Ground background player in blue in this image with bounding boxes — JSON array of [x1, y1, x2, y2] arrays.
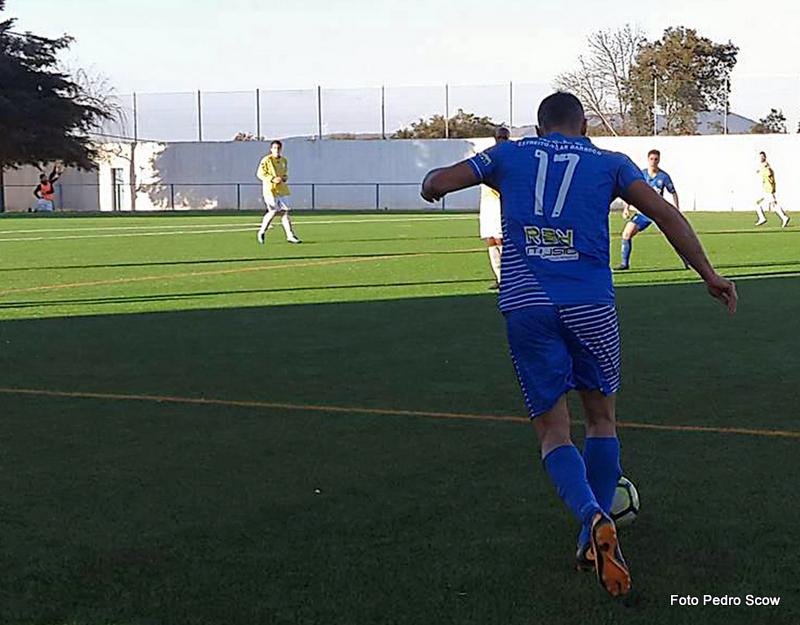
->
[[617, 149, 680, 270], [420, 92, 737, 598]]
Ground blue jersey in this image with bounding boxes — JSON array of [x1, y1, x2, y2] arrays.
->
[[643, 169, 675, 196], [467, 133, 643, 309]]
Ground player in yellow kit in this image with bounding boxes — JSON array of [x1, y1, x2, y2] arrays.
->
[[256, 140, 302, 244], [754, 151, 789, 228]]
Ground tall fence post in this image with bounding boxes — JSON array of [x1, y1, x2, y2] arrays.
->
[[197, 90, 203, 142], [375, 184, 380, 210], [317, 86, 323, 140], [311, 183, 316, 209], [236, 183, 241, 210], [170, 183, 175, 210], [256, 88, 261, 139], [723, 77, 729, 135], [132, 91, 138, 141], [0, 167, 5, 213], [509, 81, 514, 129], [381, 85, 386, 140], [444, 83, 450, 139], [653, 77, 658, 136]]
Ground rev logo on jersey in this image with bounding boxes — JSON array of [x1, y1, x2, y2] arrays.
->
[[524, 226, 579, 262]]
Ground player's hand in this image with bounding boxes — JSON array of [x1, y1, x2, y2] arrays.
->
[[420, 189, 441, 204], [271, 176, 282, 184], [705, 274, 737, 315]]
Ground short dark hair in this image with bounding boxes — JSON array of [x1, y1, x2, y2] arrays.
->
[[271, 140, 283, 148], [759, 151, 766, 157], [537, 92, 585, 131], [648, 149, 660, 157], [495, 126, 510, 138]]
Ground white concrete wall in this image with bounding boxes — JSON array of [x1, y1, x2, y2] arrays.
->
[[2, 166, 99, 211], [105, 138, 481, 211], [106, 134, 796, 213], [7, 134, 796, 213], [594, 134, 798, 212]]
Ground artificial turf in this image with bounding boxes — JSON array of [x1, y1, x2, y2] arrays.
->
[[0, 211, 797, 624]]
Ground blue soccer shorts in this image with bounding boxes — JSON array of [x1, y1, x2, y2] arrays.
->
[[630, 213, 653, 231], [505, 304, 621, 418]]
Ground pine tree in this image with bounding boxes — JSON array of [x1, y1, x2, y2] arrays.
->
[[0, 0, 112, 210]]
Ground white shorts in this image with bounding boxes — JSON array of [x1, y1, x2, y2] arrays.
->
[[479, 185, 502, 239], [757, 192, 776, 206], [263, 188, 290, 212]]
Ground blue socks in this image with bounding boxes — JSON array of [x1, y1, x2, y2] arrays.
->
[[543, 445, 602, 531], [579, 436, 622, 545], [621, 239, 632, 267]]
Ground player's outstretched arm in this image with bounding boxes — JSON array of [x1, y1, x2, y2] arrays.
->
[[670, 190, 680, 211], [421, 162, 480, 203], [621, 179, 737, 314]]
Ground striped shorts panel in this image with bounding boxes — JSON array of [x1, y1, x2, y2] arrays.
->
[[505, 304, 620, 418]]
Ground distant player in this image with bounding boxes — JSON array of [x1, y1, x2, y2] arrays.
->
[[256, 140, 302, 244], [421, 92, 737, 597], [31, 166, 63, 212], [754, 151, 789, 227], [616, 149, 679, 270], [479, 126, 510, 288]]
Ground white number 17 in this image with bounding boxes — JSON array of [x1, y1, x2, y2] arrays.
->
[[533, 150, 580, 218]]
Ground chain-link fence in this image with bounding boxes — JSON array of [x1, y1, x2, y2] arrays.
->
[[99, 77, 800, 143]]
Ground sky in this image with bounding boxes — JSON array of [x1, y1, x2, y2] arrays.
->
[[6, 0, 800, 134], [8, 0, 800, 90]]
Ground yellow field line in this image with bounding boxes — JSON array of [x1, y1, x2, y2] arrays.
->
[[0, 248, 482, 297], [2, 387, 798, 440]]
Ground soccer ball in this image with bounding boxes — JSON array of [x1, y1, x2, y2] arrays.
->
[[610, 476, 640, 527]]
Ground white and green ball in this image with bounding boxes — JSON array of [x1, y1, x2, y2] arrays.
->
[[610, 476, 640, 527]]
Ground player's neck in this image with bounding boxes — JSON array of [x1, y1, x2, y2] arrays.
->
[[648, 167, 660, 176], [541, 127, 584, 139]]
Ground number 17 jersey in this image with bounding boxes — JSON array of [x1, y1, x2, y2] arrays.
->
[[467, 133, 643, 310]]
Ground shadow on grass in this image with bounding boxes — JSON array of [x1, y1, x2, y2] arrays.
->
[[0, 280, 798, 624], [0, 278, 494, 309]]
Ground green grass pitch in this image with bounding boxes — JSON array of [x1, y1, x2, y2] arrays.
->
[[0, 211, 798, 624]]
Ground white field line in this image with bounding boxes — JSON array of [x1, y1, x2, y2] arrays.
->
[[0, 227, 254, 243], [0, 214, 475, 237]]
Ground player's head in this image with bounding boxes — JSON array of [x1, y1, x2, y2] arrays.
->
[[494, 126, 510, 144], [270, 140, 283, 156], [647, 149, 661, 169], [759, 151, 767, 163], [536, 92, 587, 137], [39, 173, 48, 183]]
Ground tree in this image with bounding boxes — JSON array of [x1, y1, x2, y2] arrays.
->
[[0, 0, 113, 210], [628, 27, 738, 135], [233, 132, 265, 141], [393, 109, 501, 139], [555, 24, 646, 135], [750, 108, 787, 134]]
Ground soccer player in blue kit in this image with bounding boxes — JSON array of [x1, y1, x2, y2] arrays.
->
[[420, 92, 737, 597], [617, 149, 680, 270]]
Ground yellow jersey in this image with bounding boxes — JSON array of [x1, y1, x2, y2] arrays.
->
[[760, 162, 776, 194], [257, 155, 291, 197]]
